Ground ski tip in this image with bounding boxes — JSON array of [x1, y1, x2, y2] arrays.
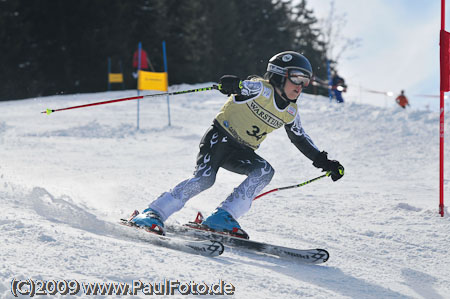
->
[[213, 240, 225, 256], [186, 240, 225, 257], [313, 249, 329, 264]]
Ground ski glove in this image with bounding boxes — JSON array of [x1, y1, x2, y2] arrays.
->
[[312, 151, 344, 181], [218, 75, 243, 95]]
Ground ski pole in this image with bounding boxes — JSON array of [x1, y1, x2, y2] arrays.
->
[[41, 85, 219, 115], [253, 171, 331, 200]]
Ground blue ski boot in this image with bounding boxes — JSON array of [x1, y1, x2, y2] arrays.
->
[[129, 208, 165, 235], [201, 208, 249, 239]]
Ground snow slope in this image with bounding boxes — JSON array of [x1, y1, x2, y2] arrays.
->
[[1, 85, 449, 298]]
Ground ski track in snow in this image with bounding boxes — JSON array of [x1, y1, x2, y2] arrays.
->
[[1, 85, 449, 298]]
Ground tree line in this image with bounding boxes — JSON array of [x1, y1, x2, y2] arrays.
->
[[0, 0, 333, 101]]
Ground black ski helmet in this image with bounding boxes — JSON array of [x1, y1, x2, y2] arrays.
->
[[265, 51, 313, 90]]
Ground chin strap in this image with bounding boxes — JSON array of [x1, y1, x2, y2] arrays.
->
[[274, 87, 297, 109], [279, 77, 290, 102], [269, 75, 298, 106], [281, 91, 297, 103]]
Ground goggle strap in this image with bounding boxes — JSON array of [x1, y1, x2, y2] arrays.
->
[[267, 63, 286, 76]]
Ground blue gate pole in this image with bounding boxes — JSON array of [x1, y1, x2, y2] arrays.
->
[[163, 41, 171, 126], [327, 59, 332, 102], [119, 60, 125, 90], [137, 42, 142, 130], [107, 57, 111, 91]]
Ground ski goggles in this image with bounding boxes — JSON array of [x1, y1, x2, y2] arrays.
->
[[287, 69, 310, 87]]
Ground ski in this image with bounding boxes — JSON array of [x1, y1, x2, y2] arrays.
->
[[165, 216, 328, 264], [118, 218, 224, 257]]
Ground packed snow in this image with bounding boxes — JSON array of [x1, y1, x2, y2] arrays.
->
[[1, 84, 449, 298]]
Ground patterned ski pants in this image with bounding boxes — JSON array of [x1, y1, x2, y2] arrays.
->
[[149, 125, 274, 221]]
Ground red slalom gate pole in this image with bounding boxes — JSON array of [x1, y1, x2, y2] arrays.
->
[[440, 90, 445, 217], [253, 172, 331, 201], [440, 0, 446, 217], [41, 85, 218, 115]]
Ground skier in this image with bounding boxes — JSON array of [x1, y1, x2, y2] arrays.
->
[[395, 90, 410, 109], [331, 72, 347, 103], [132, 47, 155, 79], [130, 51, 344, 237]]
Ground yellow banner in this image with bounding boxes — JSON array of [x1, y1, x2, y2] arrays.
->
[[138, 70, 168, 91], [108, 73, 124, 83]]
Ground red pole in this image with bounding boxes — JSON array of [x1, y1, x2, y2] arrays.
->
[[440, 92, 445, 217], [440, 0, 445, 217], [253, 173, 330, 201], [254, 188, 279, 200], [41, 95, 144, 114], [41, 86, 218, 115]]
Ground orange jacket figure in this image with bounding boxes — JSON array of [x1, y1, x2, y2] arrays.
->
[[133, 49, 150, 69], [395, 90, 409, 108]]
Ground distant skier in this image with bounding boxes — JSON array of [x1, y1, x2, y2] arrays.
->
[[332, 72, 347, 103], [132, 47, 155, 79], [395, 90, 410, 109], [130, 51, 344, 237]]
